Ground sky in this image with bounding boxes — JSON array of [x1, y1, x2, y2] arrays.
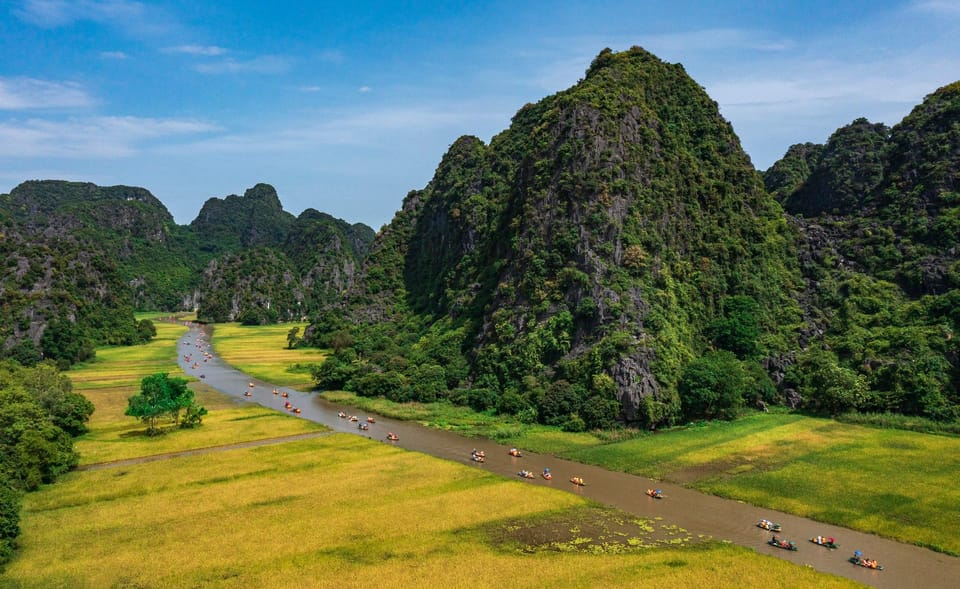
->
[[2, 1, 959, 230]]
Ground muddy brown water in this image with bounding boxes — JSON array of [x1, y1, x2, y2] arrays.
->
[[178, 323, 959, 588]]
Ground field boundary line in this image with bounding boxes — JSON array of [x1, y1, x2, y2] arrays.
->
[[77, 431, 333, 471]]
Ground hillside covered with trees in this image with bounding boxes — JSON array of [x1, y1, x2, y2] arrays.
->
[[0, 181, 373, 367], [2, 46, 958, 428], [308, 47, 960, 428]]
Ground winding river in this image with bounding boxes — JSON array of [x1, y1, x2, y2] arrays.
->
[[178, 323, 959, 588]]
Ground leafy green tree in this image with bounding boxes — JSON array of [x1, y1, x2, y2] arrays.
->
[[786, 349, 868, 416], [678, 351, 748, 420], [0, 388, 78, 490], [136, 319, 157, 343], [125, 373, 203, 435], [707, 295, 762, 359], [40, 318, 94, 368], [5, 340, 41, 367], [0, 477, 20, 567], [21, 363, 94, 436], [286, 326, 301, 349], [538, 380, 585, 425]]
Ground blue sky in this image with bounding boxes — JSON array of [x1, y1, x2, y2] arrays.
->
[[2, 1, 959, 229]]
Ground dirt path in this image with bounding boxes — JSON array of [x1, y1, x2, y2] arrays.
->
[[77, 432, 332, 471]]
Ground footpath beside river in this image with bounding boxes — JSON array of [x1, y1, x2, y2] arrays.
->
[[180, 323, 960, 589]]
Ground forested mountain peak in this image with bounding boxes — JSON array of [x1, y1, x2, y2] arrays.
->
[[189, 183, 296, 252], [321, 46, 799, 426], [1, 180, 373, 363]]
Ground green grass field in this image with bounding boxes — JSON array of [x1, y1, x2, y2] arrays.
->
[[0, 322, 861, 587]]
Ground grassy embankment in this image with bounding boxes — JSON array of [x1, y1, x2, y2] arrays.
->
[[2, 321, 858, 588]]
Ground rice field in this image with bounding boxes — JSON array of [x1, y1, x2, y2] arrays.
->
[[563, 414, 960, 555], [5, 434, 858, 588], [209, 322, 326, 390], [0, 322, 863, 587], [319, 393, 960, 554]]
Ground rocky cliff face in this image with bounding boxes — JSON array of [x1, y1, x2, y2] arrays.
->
[[767, 81, 960, 296], [334, 47, 800, 424], [193, 192, 374, 323]]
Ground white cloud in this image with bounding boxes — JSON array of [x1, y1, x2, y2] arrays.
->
[[99, 50, 129, 59], [358, 86, 372, 93], [15, 0, 153, 29], [193, 55, 291, 75], [163, 44, 228, 57], [0, 115, 219, 158], [911, 0, 960, 15], [174, 104, 501, 155], [318, 50, 345, 64], [300, 85, 322, 92], [0, 77, 94, 110]]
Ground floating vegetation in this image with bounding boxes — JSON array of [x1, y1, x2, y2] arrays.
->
[[482, 505, 704, 554]]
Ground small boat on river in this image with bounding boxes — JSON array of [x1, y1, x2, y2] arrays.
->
[[810, 535, 838, 549], [570, 477, 586, 486], [850, 551, 883, 570], [508, 448, 522, 457], [386, 433, 399, 441], [518, 470, 535, 479], [757, 519, 782, 532], [646, 488, 663, 499], [542, 468, 552, 480], [768, 537, 798, 551]]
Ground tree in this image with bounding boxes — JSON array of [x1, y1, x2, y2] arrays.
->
[[786, 349, 867, 416], [286, 326, 301, 349], [125, 373, 204, 435], [678, 351, 748, 421], [0, 477, 20, 567], [0, 388, 78, 490], [8, 361, 94, 436], [136, 319, 157, 343], [707, 295, 762, 359]]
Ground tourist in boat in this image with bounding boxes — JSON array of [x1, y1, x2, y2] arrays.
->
[[542, 468, 552, 480], [508, 448, 522, 457]]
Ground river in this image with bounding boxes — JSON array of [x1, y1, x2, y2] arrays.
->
[[178, 323, 959, 588]]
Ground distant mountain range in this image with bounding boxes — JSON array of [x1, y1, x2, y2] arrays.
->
[[3, 47, 957, 425], [0, 180, 373, 366]]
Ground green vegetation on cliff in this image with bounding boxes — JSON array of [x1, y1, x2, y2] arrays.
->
[[310, 47, 802, 429], [0, 181, 373, 364], [766, 82, 960, 420]]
